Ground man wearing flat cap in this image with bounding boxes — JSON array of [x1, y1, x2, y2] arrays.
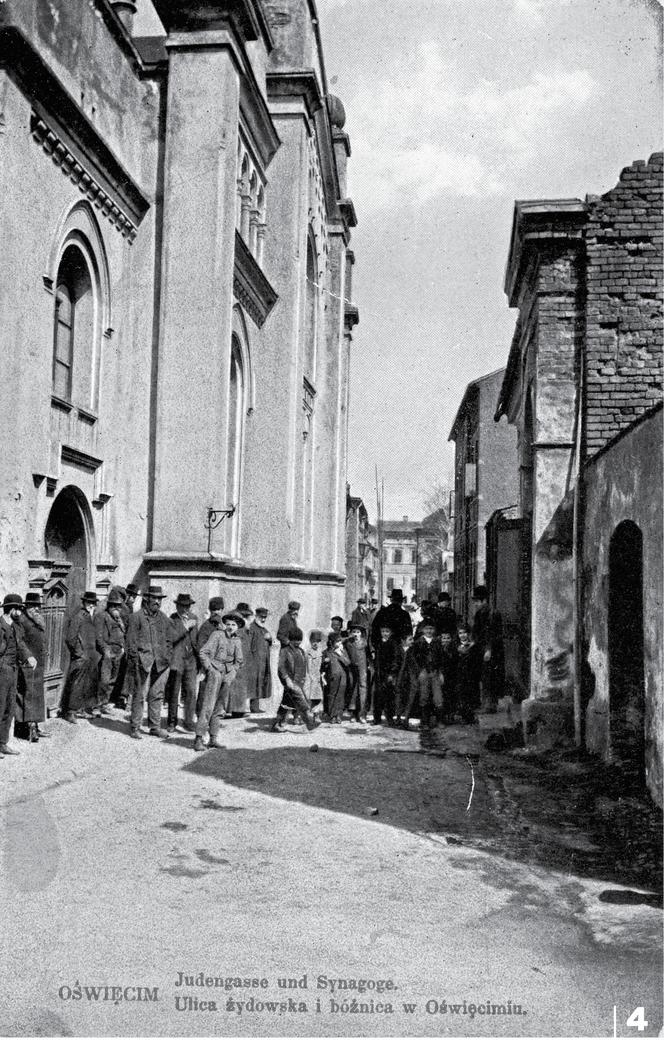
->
[[350, 596, 371, 631], [195, 611, 244, 750], [60, 591, 100, 723], [247, 607, 273, 713], [277, 600, 301, 648], [126, 585, 173, 739], [0, 594, 36, 755], [166, 593, 199, 732], [229, 603, 254, 715]]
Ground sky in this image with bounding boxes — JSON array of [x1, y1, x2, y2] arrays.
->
[[136, 0, 662, 522]]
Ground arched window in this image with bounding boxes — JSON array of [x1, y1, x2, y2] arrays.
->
[[52, 245, 94, 404], [226, 336, 245, 556]]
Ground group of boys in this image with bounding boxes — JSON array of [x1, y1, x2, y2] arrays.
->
[[272, 588, 495, 734]]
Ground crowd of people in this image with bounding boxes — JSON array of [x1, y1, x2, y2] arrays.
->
[[0, 582, 504, 758]]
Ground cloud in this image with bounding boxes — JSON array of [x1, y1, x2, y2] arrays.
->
[[343, 40, 598, 211], [513, 0, 573, 18]]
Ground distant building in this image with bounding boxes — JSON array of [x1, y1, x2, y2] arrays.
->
[[495, 153, 663, 806], [345, 490, 377, 618], [378, 516, 444, 604], [448, 369, 519, 624]]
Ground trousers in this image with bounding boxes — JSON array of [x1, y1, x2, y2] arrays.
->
[[196, 668, 232, 738], [417, 670, 443, 726], [130, 662, 170, 731], [166, 661, 198, 728], [0, 663, 17, 745], [98, 651, 123, 707]]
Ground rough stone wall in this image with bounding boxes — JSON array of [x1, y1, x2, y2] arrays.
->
[[585, 153, 663, 454], [583, 406, 663, 807]]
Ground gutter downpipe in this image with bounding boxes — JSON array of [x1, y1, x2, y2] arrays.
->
[[572, 263, 586, 749]]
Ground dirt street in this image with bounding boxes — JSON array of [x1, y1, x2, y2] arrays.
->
[[1, 707, 661, 1037]]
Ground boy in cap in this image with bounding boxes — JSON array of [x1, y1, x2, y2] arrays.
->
[[273, 628, 318, 732], [304, 629, 325, 723], [229, 603, 254, 715], [372, 623, 400, 727], [350, 596, 371, 630], [456, 622, 481, 724], [195, 596, 225, 715], [345, 624, 369, 723], [277, 600, 301, 648], [409, 617, 445, 731], [471, 585, 505, 712], [195, 611, 244, 750], [0, 594, 36, 755], [166, 593, 199, 732]]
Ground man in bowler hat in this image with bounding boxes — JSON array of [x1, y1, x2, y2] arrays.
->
[[61, 591, 100, 722], [15, 592, 47, 742], [0, 594, 36, 755], [94, 590, 126, 716], [371, 588, 413, 648], [126, 585, 173, 739], [166, 593, 199, 732]]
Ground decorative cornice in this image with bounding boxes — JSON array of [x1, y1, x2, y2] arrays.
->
[[344, 304, 359, 330], [266, 70, 324, 120], [338, 198, 357, 229], [31, 113, 143, 243], [504, 198, 587, 307], [154, 0, 274, 50], [233, 230, 278, 327], [239, 76, 281, 170], [61, 446, 103, 472], [143, 551, 345, 586]]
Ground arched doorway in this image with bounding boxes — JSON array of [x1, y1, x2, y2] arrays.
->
[[45, 486, 92, 612], [608, 520, 645, 783]]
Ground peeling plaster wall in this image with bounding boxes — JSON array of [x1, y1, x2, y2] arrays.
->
[[583, 407, 663, 807]]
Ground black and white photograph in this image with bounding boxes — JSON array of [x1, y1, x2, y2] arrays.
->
[[0, 0, 662, 1037]]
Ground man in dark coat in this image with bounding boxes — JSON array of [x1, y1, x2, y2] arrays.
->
[[277, 600, 301, 648], [371, 589, 413, 648], [431, 592, 458, 641], [60, 592, 100, 723], [113, 582, 139, 709], [372, 623, 400, 727], [350, 597, 371, 630], [247, 607, 273, 712], [16, 592, 47, 742], [126, 585, 173, 739], [94, 590, 126, 716], [229, 602, 254, 714], [471, 585, 505, 712], [166, 593, 199, 732], [0, 594, 37, 755]]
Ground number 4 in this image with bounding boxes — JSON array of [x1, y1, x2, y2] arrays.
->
[[626, 1007, 648, 1032]]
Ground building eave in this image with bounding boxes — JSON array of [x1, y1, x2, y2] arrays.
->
[[504, 198, 587, 308]]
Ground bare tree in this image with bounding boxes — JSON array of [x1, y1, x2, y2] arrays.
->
[[416, 483, 453, 598]]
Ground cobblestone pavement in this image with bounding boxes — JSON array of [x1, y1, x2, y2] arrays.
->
[[0, 704, 661, 1037]]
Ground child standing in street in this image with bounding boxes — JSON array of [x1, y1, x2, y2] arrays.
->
[[372, 624, 400, 726], [321, 634, 350, 724], [304, 629, 325, 723], [273, 628, 318, 732], [456, 622, 482, 724], [439, 629, 459, 724], [345, 624, 369, 723], [195, 611, 244, 750]]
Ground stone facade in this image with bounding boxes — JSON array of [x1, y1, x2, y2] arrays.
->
[[344, 491, 376, 619], [0, 0, 358, 708], [448, 367, 519, 623], [495, 154, 663, 805]]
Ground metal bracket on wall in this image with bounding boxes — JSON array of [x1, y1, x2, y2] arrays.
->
[[205, 506, 236, 555]]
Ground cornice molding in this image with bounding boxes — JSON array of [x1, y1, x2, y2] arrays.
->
[[338, 198, 357, 228], [143, 551, 346, 586], [504, 199, 587, 307], [266, 70, 323, 119], [233, 231, 278, 327], [154, 0, 274, 50], [344, 303, 359, 330], [31, 114, 143, 242]]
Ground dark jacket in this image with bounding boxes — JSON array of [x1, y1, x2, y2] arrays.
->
[[431, 604, 458, 637], [16, 611, 46, 721], [373, 636, 400, 682], [169, 612, 199, 671], [410, 635, 445, 674], [247, 620, 272, 703], [65, 608, 98, 662], [95, 610, 126, 657], [277, 611, 299, 648], [126, 606, 173, 673], [278, 643, 307, 693], [371, 603, 413, 647]]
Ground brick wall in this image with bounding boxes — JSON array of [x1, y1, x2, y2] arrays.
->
[[585, 153, 663, 454]]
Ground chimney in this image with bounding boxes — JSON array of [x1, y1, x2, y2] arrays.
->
[[403, 515, 408, 522], [111, 0, 137, 33]]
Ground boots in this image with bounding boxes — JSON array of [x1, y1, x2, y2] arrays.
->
[[193, 736, 205, 751], [28, 723, 39, 743]]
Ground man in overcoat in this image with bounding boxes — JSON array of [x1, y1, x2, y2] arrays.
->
[[166, 593, 198, 732], [471, 585, 505, 712], [94, 590, 126, 716], [126, 585, 173, 739], [370, 589, 413, 648], [0, 594, 36, 755], [60, 591, 100, 722], [16, 592, 47, 742], [277, 600, 301, 647], [247, 607, 273, 712]]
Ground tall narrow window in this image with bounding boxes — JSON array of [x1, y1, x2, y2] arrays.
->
[[226, 337, 244, 556], [52, 245, 94, 407], [53, 285, 73, 399]]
